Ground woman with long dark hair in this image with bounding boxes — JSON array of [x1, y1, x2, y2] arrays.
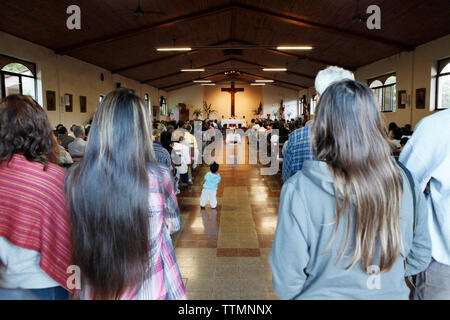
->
[[0, 95, 72, 300], [270, 80, 431, 299], [65, 89, 186, 300]]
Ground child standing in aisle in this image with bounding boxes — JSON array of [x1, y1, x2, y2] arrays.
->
[[200, 162, 221, 209]]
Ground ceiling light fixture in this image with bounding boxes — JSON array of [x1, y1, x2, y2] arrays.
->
[[193, 80, 212, 83], [181, 68, 205, 72], [251, 83, 266, 86], [157, 47, 192, 51], [262, 68, 287, 72], [255, 80, 274, 83], [200, 83, 216, 86], [276, 46, 313, 50]]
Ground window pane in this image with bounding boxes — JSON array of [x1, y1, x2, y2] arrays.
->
[[2, 63, 33, 76], [385, 76, 396, 85], [22, 76, 36, 99], [5, 74, 20, 96], [383, 86, 393, 111], [437, 74, 450, 109], [370, 80, 383, 88], [440, 62, 450, 74]]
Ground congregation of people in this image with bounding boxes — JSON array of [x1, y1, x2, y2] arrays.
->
[[0, 65, 448, 300]]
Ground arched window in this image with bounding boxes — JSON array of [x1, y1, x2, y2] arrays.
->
[[436, 57, 450, 110], [1, 58, 37, 100], [160, 96, 167, 116], [368, 73, 396, 112], [310, 94, 317, 115], [144, 93, 151, 112]]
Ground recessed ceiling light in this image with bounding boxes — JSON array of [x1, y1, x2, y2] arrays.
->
[[255, 80, 274, 83], [157, 47, 192, 51], [193, 80, 212, 83], [276, 46, 313, 50], [262, 68, 287, 72], [181, 68, 205, 72]]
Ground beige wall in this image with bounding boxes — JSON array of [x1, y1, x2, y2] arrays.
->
[[167, 83, 299, 121], [355, 34, 450, 128], [204, 84, 262, 121], [166, 85, 203, 121], [263, 85, 299, 120], [0, 31, 166, 130]]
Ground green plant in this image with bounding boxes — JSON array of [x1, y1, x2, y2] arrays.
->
[[253, 102, 263, 115], [203, 101, 217, 119], [167, 107, 173, 116], [193, 108, 202, 118]]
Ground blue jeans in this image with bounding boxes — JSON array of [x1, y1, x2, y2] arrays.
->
[[29, 286, 69, 300]]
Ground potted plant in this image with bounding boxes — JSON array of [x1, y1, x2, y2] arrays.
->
[[273, 110, 279, 120], [167, 107, 173, 120], [193, 108, 202, 120], [253, 102, 263, 117], [203, 101, 217, 119]]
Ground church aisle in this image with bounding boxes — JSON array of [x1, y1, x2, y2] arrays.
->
[[174, 142, 282, 300]]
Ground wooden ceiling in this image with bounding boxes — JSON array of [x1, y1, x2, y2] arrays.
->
[[1, 0, 449, 91]]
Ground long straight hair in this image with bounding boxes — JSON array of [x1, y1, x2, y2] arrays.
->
[[65, 88, 156, 299], [311, 80, 403, 273]]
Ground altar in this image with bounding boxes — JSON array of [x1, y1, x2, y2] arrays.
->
[[220, 119, 246, 127]]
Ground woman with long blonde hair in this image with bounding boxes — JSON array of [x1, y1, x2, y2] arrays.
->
[[65, 89, 186, 300], [270, 80, 431, 299]]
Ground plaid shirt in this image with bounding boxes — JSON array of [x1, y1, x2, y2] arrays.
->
[[153, 141, 173, 171], [282, 126, 314, 182]]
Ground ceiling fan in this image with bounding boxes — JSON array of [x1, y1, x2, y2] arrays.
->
[[352, 0, 367, 23], [133, 0, 165, 17]]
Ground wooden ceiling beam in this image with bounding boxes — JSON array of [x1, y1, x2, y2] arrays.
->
[[141, 58, 235, 83], [240, 71, 308, 89], [55, 3, 414, 55], [231, 57, 315, 80], [55, 4, 233, 55], [113, 39, 236, 73], [160, 71, 225, 90], [237, 3, 414, 51], [230, 39, 355, 71], [152, 57, 310, 89]]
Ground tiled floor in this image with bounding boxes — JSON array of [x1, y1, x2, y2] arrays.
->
[[174, 138, 282, 300]]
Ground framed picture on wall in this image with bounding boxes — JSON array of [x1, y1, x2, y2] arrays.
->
[[64, 94, 73, 112], [46, 90, 56, 111], [416, 88, 426, 109], [80, 96, 87, 113], [398, 90, 407, 109]]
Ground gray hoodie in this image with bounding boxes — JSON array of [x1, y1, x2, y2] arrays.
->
[[270, 160, 431, 300]]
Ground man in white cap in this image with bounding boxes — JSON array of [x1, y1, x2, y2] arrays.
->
[[282, 66, 355, 182]]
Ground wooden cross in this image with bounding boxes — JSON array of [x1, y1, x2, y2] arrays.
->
[[221, 81, 244, 117]]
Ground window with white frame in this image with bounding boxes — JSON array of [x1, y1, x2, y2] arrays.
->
[[436, 57, 450, 110], [369, 73, 396, 112], [310, 94, 317, 114], [160, 96, 167, 116], [1, 55, 37, 100]]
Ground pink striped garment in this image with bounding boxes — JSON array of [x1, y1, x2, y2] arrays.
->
[[0, 154, 72, 291]]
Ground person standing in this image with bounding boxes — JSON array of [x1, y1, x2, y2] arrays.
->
[[0, 95, 72, 300], [200, 162, 221, 209], [65, 89, 186, 300], [399, 109, 450, 300], [282, 66, 354, 182], [270, 81, 431, 299]]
